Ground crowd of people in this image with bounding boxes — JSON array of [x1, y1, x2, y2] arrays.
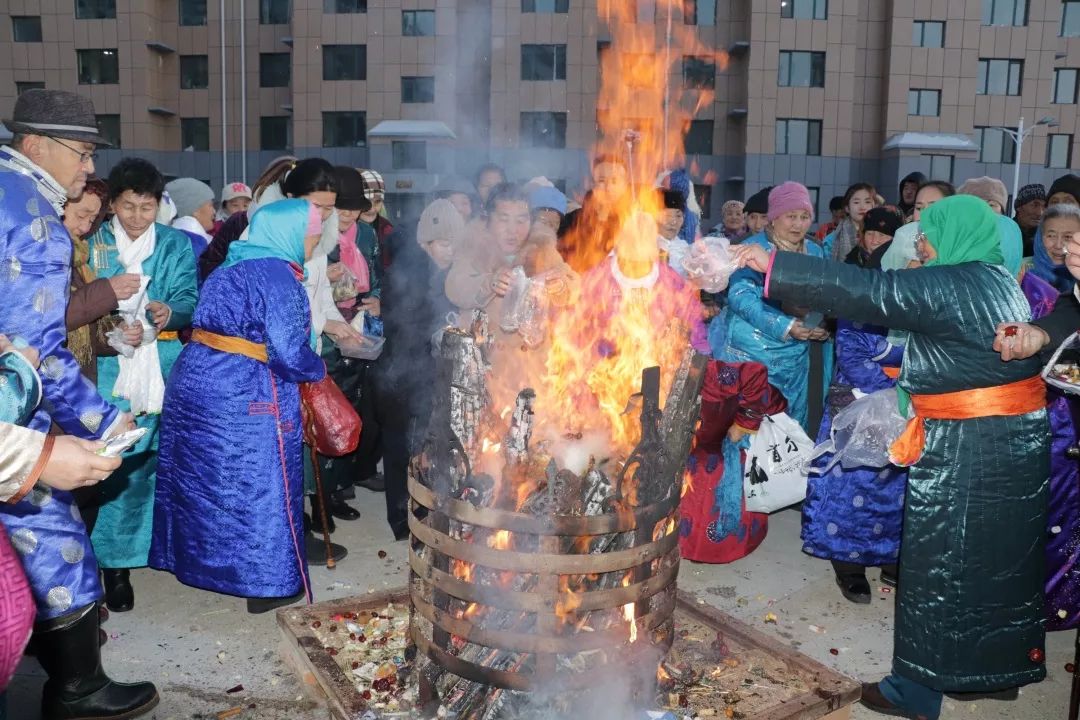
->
[[3, 86, 1080, 720]]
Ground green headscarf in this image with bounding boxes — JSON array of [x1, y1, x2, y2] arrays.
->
[[919, 195, 1004, 268]]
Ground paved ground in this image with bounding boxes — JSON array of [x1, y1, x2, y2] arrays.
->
[[8, 494, 1075, 719]]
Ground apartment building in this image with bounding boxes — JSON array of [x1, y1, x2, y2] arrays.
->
[[1, 0, 1078, 222]]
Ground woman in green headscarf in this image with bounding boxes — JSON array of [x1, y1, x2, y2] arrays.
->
[[732, 195, 1049, 720]]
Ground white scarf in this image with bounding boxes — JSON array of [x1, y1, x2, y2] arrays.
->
[[172, 215, 211, 242], [610, 252, 660, 292], [0, 145, 68, 213], [111, 217, 165, 414]]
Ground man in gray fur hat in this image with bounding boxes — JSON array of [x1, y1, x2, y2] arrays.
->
[[1, 89, 159, 720]]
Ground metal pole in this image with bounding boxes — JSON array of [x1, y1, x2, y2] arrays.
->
[[1011, 116, 1025, 213], [240, 0, 248, 184], [661, 0, 673, 169], [220, 0, 228, 184]]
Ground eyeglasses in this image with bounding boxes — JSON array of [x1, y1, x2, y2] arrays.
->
[[49, 136, 97, 165]]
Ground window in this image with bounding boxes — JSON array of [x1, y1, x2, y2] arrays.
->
[[685, 120, 714, 155], [522, 45, 567, 81], [781, 0, 827, 20], [96, 114, 120, 148], [683, 0, 716, 25], [982, 0, 1027, 26], [16, 81, 45, 95], [975, 127, 1017, 163], [181, 118, 210, 151], [1055, 69, 1078, 104], [1064, 1, 1080, 36], [402, 10, 435, 36], [1048, 134, 1074, 168], [520, 112, 567, 148], [324, 0, 366, 11], [260, 53, 291, 87], [260, 0, 289, 24], [12, 17, 43, 42], [923, 154, 954, 182], [401, 76, 435, 103], [322, 111, 366, 147], [977, 59, 1023, 95], [912, 20, 945, 47], [778, 50, 825, 87], [776, 118, 822, 155], [392, 141, 426, 170], [323, 45, 366, 81], [77, 49, 119, 85], [260, 116, 290, 150], [522, 0, 569, 11], [179, 55, 209, 90], [683, 56, 716, 89], [638, 0, 655, 23], [75, 0, 116, 19], [908, 89, 941, 116], [806, 186, 821, 216], [179, 0, 207, 26]]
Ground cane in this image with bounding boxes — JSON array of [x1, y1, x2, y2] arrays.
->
[[310, 447, 336, 569]]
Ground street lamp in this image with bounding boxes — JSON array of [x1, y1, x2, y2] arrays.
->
[[992, 116, 1057, 210]]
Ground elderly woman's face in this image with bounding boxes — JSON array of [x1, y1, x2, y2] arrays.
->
[[657, 208, 684, 239], [771, 210, 812, 244], [1043, 216, 1080, 266], [723, 204, 744, 231], [64, 191, 102, 240], [915, 228, 938, 264]]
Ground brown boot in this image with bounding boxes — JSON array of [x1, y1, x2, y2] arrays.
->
[[860, 682, 926, 718]]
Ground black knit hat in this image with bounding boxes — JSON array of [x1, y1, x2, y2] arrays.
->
[[659, 189, 684, 210], [863, 205, 904, 239], [744, 186, 773, 216], [1049, 174, 1080, 205], [333, 165, 372, 212], [3, 89, 110, 146]]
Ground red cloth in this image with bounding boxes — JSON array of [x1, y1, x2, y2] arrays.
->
[[0, 529, 34, 692], [679, 361, 787, 564]]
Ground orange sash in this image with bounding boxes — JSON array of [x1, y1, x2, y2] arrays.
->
[[158, 331, 179, 341], [888, 376, 1046, 467], [190, 329, 268, 363], [882, 366, 900, 379]]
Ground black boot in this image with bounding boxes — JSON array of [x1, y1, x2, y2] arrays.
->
[[832, 560, 871, 604], [328, 490, 361, 521], [302, 512, 347, 566], [309, 496, 336, 535], [880, 564, 899, 588], [36, 605, 159, 720], [101, 569, 134, 612]]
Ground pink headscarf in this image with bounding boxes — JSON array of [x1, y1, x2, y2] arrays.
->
[[767, 182, 815, 222]]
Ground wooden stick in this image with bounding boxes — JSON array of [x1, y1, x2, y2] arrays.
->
[[310, 447, 336, 569]]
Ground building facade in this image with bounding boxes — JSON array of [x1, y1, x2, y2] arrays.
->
[[1, 0, 1078, 223]]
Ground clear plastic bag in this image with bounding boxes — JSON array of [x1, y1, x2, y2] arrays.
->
[[682, 238, 737, 293], [808, 386, 908, 474], [499, 266, 530, 333], [331, 267, 359, 303], [517, 279, 549, 348], [1043, 331, 1080, 396]]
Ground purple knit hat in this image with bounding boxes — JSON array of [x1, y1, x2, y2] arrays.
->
[[767, 181, 815, 222]]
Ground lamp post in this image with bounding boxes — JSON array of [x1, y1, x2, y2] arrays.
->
[[993, 116, 1057, 210]]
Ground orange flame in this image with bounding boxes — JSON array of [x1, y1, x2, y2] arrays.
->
[[681, 468, 694, 498]]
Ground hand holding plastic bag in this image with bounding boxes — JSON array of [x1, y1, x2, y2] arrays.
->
[[683, 237, 737, 293], [808, 386, 908, 474]]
